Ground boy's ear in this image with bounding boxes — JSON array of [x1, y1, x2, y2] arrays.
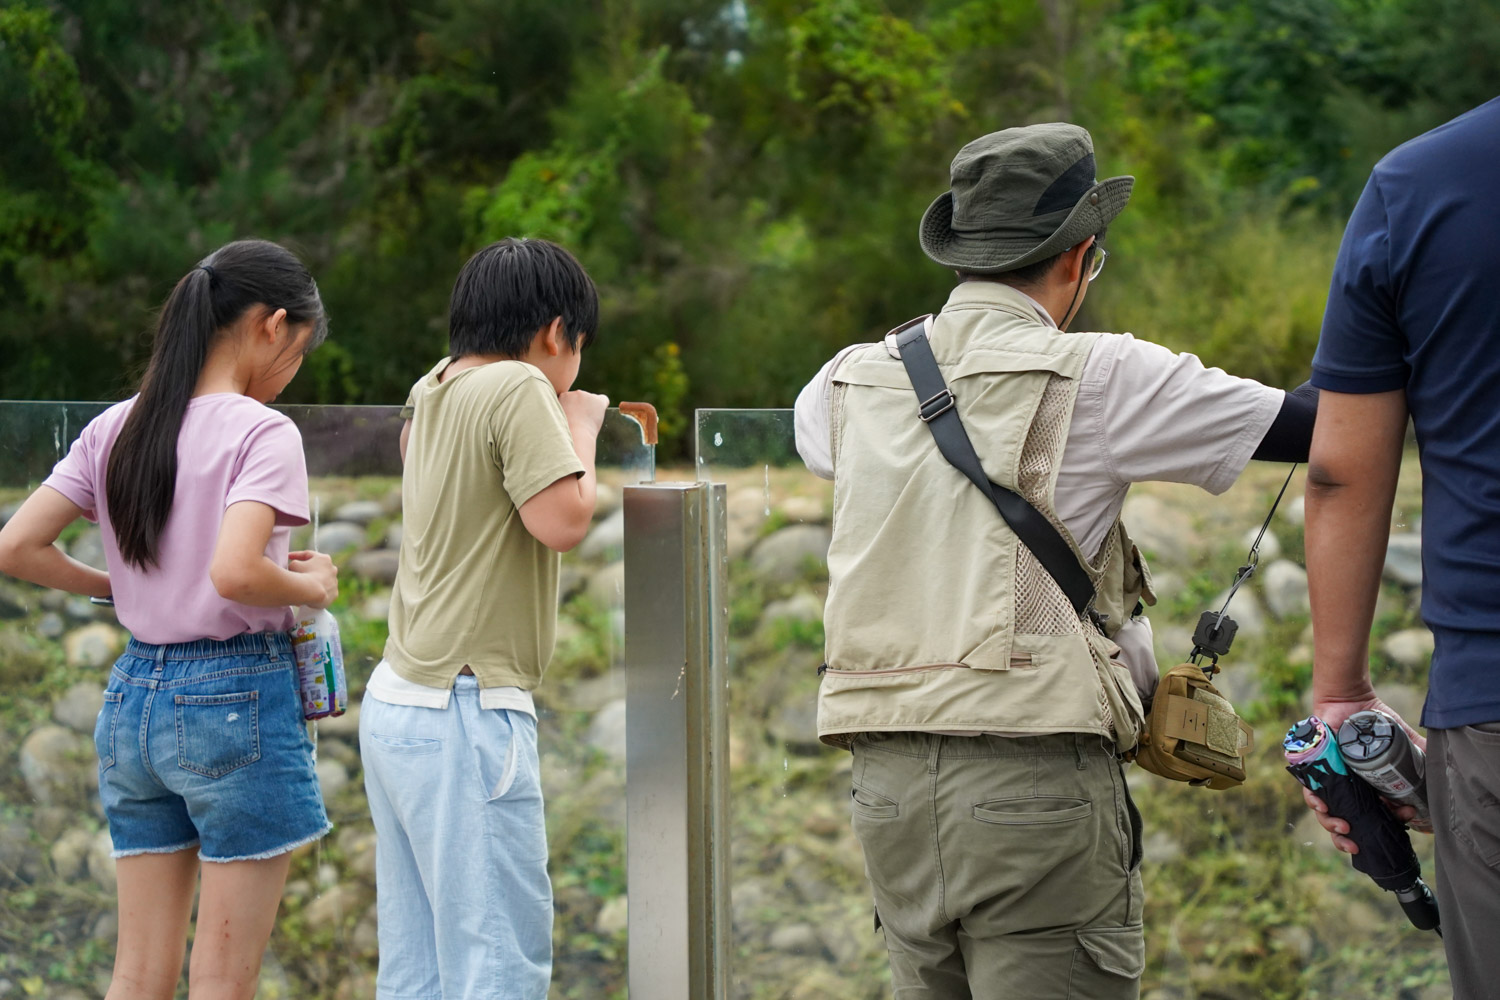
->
[[540, 316, 566, 356]]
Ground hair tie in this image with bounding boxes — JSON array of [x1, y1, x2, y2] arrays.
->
[[198, 264, 216, 281]]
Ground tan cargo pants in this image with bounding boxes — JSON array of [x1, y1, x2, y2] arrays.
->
[[849, 731, 1145, 999]]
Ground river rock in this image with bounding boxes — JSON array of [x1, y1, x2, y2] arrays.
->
[[778, 495, 826, 524], [20, 725, 95, 805], [360, 592, 392, 622], [304, 883, 363, 927], [586, 699, 628, 763], [318, 701, 361, 740], [1282, 495, 1306, 528], [750, 525, 831, 584], [349, 549, 400, 585], [596, 894, 628, 936], [586, 561, 625, 608], [63, 622, 122, 669], [1242, 526, 1281, 563], [594, 482, 622, 519], [51, 828, 94, 881], [352, 906, 379, 954], [92, 912, 118, 942], [559, 564, 587, 601], [53, 682, 104, 733], [1122, 494, 1199, 568], [768, 700, 822, 755], [1373, 683, 1426, 724], [384, 522, 404, 550], [1382, 628, 1434, 670], [1211, 587, 1265, 639], [762, 591, 823, 627], [87, 829, 117, 892], [1384, 534, 1423, 587], [335, 500, 385, 525], [769, 923, 822, 955], [579, 508, 624, 562], [316, 758, 351, 800], [0, 582, 28, 619], [315, 521, 367, 555], [69, 527, 107, 571], [0, 819, 41, 886], [1261, 559, 1309, 620], [63, 595, 100, 622], [37, 611, 65, 639], [341, 829, 378, 882]]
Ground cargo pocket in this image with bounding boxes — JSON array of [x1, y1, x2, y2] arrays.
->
[[1070, 924, 1145, 997], [95, 690, 123, 772], [1448, 725, 1500, 868], [175, 692, 260, 778]]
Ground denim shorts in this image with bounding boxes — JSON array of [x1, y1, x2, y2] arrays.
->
[[96, 632, 331, 862]]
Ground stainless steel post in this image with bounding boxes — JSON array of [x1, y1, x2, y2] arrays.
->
[[623, 481, 729, 999]]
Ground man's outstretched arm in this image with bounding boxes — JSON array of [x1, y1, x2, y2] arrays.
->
[[1303, 388, 1420, 851]]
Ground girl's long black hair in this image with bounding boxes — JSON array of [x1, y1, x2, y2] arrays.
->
[[106, 240, 327, 568]]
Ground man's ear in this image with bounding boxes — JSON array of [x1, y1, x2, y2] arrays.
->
[[539, 316, 566, 356], [1058, 239, 1094, 285]]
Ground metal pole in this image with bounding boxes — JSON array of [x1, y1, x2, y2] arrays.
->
[[623, 481, 729, 999]]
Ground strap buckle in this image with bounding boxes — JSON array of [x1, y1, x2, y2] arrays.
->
[[918, 389, 956, 422]]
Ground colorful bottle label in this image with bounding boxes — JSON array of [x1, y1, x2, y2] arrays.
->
[[292, 610, 346, 720]]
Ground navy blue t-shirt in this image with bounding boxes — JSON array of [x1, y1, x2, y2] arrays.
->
[[1312, 96, 1500, 729]]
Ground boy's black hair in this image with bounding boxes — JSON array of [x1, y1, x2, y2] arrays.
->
[[448, 237, 599, 358]]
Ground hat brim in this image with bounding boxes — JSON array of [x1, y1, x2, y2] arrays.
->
[[919, 175, 1134, 274]]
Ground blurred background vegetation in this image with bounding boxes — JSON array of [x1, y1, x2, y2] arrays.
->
[[4, 0, 1500, 453]]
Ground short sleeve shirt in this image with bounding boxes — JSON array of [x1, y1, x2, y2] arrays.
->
[[384, 358, 584, 691], [43, 394, 309, 643], [1312, 96, 1500, 728]]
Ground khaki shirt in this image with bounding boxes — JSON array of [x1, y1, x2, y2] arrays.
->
[[384, 358, 584, 690]]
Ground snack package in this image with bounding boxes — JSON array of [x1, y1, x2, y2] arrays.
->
[[291, 608, 347, 720]]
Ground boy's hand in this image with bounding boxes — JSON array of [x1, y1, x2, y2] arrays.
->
[[289, 550, 339, 609], [559, 391, 609, 438]]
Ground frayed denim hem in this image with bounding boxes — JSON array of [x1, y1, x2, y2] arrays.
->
[[112, 838, 201, 859], [199, 821, 333, 863]]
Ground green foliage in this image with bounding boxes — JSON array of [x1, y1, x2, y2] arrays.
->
[[4, 0, 1500, 456]]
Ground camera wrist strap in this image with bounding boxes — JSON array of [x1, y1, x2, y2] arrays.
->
[[893, 317, 1096, 616]]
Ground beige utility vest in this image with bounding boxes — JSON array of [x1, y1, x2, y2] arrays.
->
[[819, 282, 1152, 749]]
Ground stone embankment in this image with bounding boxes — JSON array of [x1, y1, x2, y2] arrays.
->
[[0, 457, 1444, 998]]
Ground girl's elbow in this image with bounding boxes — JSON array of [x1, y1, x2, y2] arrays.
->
[[209, 563, 250, 602], [0, 531, 30, 578]]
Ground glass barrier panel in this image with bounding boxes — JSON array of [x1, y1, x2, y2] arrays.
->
[[0, 401, 649, 999], [695, 408, 1446, 999]]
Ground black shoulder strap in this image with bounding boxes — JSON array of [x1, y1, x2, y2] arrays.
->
[[893, 317, 1096, 616]]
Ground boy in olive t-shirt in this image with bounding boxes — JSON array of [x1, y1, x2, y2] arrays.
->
[[360, 238, 608, 1000]]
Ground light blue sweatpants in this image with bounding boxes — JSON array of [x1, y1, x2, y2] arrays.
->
[[360, 675, 552, 1000]]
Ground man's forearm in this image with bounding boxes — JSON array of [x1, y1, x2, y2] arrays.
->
[[1305, 390, 1407, 700]]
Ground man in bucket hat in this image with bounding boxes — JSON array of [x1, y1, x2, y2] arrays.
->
[[794, 123, 1318, 997]]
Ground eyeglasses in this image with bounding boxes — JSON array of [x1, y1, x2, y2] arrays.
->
[[1087, 245, 1109, 282], [1063, 239, 1109, 282]]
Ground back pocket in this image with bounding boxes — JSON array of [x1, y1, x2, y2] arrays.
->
[[175, 692, 260, 778], [96, 690, 123, 772]]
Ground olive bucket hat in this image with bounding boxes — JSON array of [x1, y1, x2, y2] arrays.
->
[[919, 123, 1133, 274]]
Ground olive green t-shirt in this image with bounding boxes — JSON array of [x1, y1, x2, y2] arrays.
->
[[384, 357, 585, 690]]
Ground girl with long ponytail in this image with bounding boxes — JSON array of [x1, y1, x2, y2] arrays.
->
[[0, 239, 339, 1000]]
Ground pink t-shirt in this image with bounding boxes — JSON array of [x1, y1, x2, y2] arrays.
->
[[44, 394, 310, 644]]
